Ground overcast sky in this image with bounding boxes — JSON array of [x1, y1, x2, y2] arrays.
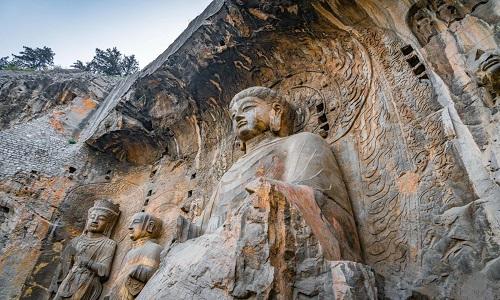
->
[[0, 0, 213, 68]]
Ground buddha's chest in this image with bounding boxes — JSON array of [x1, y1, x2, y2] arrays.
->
[[124, 246, 158, 267], [218, 144, 287, 201]]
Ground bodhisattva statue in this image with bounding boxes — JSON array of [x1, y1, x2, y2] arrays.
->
[[201, 86, 362, 262], [50, 199, 120, 300], [105, 212, 163, 300]]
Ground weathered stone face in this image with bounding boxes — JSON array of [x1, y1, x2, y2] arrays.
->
[[230, 96, 272, 142], [0, 0, 499, 299]]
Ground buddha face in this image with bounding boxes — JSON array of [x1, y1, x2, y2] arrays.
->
[[86, 209, 110, 233], [230, 96, 272, 142], [412, 9, 436, 44], [128, 215, 146, 241]]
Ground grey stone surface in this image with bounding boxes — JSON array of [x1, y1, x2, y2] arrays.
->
[[0, 0, 499, 299]]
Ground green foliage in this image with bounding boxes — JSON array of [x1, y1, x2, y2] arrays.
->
[[120, 54, 139, 76], [0, 56, 32, 71], [11, 46, 55, 70], [71, 60, 92, 72], [72, 47, 139, 76], [0, 56, 8, 69]]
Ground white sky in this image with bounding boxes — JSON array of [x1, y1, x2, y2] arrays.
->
[[0, 0, 213, 68]]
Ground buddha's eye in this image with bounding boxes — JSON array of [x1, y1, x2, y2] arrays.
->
[[242, 105, 255, 112]]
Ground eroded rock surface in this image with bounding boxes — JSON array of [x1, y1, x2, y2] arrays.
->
[[0, 0, 499, 299]]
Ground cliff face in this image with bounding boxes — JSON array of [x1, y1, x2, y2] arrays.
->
[[0, 0, 499, 299]]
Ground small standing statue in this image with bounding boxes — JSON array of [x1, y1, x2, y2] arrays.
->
[[51, 199, 120, 300], [105, 212, 163, 300]]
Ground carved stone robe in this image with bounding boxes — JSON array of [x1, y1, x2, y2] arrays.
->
[[137, 132, 367, 299], [105, 239, 162, 300], [202, 132, 361, 261], [53, 235, 116, 300]]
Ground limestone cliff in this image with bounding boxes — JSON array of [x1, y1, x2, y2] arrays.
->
[[0, 0, 499, 299]]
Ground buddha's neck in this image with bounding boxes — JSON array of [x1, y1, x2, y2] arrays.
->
[[132, 236, 153, 247], [245, 131, 277, 154], [86, 232, 105, 239]]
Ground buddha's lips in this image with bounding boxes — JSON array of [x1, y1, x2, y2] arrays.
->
[[237, 120, 247, 128]]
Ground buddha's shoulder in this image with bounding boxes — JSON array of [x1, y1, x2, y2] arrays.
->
[[283, 132, 329, 147], [100, 237, 117, 248], [144, 240, 164, 251]]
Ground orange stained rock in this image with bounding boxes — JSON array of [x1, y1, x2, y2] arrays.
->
[[71, 97, 97, 116], [397, 171, 420, 194], [49, 113, 65, 133]]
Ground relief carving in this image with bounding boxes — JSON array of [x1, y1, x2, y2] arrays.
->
[[431, 0, 464, 24], [466, 48, 500, 107], [50, 200, 120, 300], [407, 0, 490, 46], [105, 212, 163, 300], [408, 6, 440, 46]]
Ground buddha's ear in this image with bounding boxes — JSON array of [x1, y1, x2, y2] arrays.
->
[[146, 221, 155, 233], [270, 103, 282, 134]]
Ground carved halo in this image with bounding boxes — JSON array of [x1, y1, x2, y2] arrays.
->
[[267, 34, 372, 144]]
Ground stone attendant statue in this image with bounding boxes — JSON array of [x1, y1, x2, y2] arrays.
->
[[201, 86, 362, 261], [105, 212, 163, 300], [51, 199, 120, 300]]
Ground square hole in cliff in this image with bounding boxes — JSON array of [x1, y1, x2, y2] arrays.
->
[[401, 45, 414, 56]]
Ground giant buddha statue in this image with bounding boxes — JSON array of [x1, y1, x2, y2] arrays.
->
[[138, 87, 375, 299], [201, 86, 361, 261]]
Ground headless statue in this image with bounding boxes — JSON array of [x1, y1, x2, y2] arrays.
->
[[51, 200, 120, 300], [105, 212, 163, 300]]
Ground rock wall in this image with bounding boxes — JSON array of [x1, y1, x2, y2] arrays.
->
[[0, 0, 498, 299]]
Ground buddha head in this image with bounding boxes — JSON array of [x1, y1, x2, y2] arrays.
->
[[85, 199, 120, 236], [128, 212, 162, 241], [432, 0, 462, 24], [408, 6, 438, 45], [230, 87, 295, 146]]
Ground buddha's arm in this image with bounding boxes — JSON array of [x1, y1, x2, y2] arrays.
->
[[246, 177, 342, 260]]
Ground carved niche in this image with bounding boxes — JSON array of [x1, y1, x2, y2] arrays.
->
[[407, 0, 490, 46]]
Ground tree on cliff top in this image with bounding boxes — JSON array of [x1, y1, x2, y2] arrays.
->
[[71, 47, 139, 76], [11, 46, 55, 70], [0, 56, 8, 69]]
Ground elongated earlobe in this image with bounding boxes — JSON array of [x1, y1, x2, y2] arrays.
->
[[147, 221, 155, 233], [270, 103, 282, 134]]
